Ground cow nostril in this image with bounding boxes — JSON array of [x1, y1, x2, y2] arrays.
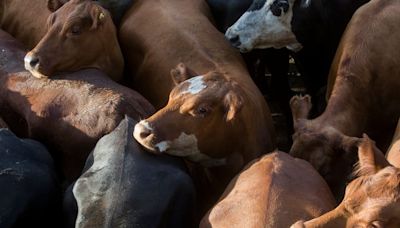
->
[[229, 35, 240, 44], [139, 128, 152, 139], [29, 57, 40, 68]]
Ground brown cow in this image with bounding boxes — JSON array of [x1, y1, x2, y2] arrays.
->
[[0, 0, 51, 49], [289, 0, 400, 197], [200, 152, 336, 228], [291, 134, 400, 228], [24, 0, 124, 81], [0, 29, 154, 181], [126, 0, 275, 213]]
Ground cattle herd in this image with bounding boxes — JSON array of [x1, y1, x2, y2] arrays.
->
[[0, 0, 399, 227]]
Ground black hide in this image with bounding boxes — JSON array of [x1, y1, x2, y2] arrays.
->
[[64, 116, 196, 228]]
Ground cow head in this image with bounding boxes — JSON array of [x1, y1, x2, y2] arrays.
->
[[291, 135, 400, 228], [24, 0, 123, 81], [225, 0, 304, 52], [133, 63, 246, 167], [289, 95, 358, 181]]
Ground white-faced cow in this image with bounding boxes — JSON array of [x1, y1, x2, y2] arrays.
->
[[291, 134, 400, 228], [24, 0, 124, 81], [225, 0, 370, 109], [288, 0, 400, 198], [200, 152, 336, 228]]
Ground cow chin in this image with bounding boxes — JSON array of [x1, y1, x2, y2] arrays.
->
[[156, 132, 200, 156], [28, 69, 49, 79]]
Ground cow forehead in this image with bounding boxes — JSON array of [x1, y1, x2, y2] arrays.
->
[[180, 75, 207, 95]]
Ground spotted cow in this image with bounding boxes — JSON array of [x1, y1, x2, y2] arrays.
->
[[225, 0, 370, 109]]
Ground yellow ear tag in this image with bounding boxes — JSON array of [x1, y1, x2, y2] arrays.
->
[[99, 12, 105, 21]]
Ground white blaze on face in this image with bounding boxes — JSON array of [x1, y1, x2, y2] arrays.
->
[[181, 76, 207, 95], [225, 0, 302, 52]]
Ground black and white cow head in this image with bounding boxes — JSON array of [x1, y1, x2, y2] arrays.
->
[[225, 0, 309, 52]]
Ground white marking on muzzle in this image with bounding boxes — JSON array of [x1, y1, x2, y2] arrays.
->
[[155, 141, 170, 153], [181, 76, 206, 95], [156, 133, 226, 167]]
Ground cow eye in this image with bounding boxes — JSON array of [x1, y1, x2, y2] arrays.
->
[[70, 25, 81, 35], [270, 0, 289, 17], [192, 106, 210, 117]]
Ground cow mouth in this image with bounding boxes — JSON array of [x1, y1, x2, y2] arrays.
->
[[27, 69, 49, 79], [132, 131, 166, 155], [24, 63, 49, 79]]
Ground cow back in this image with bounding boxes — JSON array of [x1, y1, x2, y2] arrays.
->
[[65, 116, 196, 227], [0, 29, 154, 181]]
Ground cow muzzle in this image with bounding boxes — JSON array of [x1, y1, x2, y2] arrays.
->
[[24, 52, 48, 79], [133, 120, 160, 153], [225, 29, 251, 53]]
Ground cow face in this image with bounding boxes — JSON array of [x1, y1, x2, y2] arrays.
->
[[225, 0, 303, 52], [292, 135, 400, 228], [24, 0, 123, 80], [289, 95, 358, 177], [133, 63, 244, 167], [344, 136, 400, 228]]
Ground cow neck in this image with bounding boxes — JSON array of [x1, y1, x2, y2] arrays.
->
[[314, 75, 369, 137], [95, 24, 124, 81]]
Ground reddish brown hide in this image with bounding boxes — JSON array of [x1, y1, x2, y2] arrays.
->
[[201, 152, 336, 228], [0, 29, 154, 181], [289, 0, 400, 197], [25, 0, 124, 81]]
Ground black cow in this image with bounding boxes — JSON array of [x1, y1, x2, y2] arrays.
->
[[0, 128, 61, 228], [64, 116, 196, 227], [225, 0, 370, 112]]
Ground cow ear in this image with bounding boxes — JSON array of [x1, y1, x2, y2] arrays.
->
[[290, 95, 312, 130], [224, 90, 244, 122], [90, 5, 107, 29], [355, 134, 390, 176], [170, 63, 198, 85], [47, 0, 69, 12]]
